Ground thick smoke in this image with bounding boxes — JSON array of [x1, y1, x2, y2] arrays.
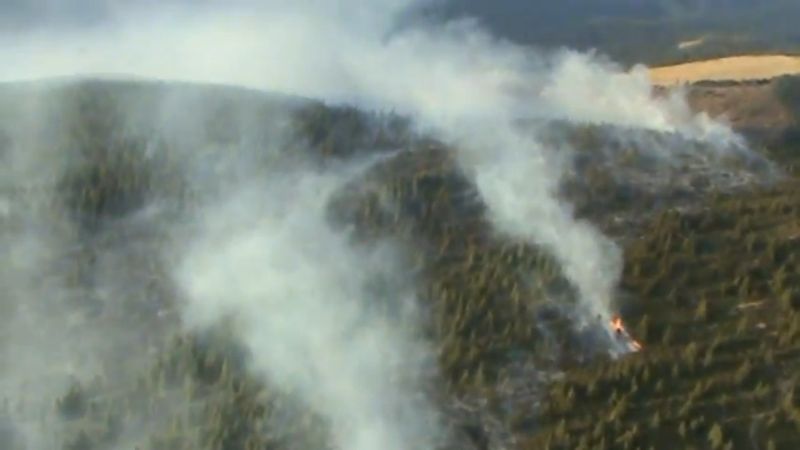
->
[[0, 0, 760, 448], [0, 82, 180, 448], [0, 2, 744, 323], [0, 79, 442, 449], [172, 165, 442, 450]]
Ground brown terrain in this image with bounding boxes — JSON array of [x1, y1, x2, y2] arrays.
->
[[648, 55, 800, 86], [649, 56, 800, 138], [685, 81, 795, 134]]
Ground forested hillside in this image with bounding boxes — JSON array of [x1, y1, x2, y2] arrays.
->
[[0, 79, 798, 449]]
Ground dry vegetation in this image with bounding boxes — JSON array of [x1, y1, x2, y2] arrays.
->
[[682, 80, 795, 132], [648, 55, 800, 86], [1, 79, 800, 449]]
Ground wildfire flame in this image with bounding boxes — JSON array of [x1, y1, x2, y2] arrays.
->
[[611, 315, 643, 352]]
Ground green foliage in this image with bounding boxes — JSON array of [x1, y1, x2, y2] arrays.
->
[[530, 174, 800, 449], [707, 423, 724, 449], [56, 383, 88, 421], [4, 80, 800, 449]]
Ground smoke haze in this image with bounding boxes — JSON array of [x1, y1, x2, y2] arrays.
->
[[174, 165, 442, 450], [0, 0, 764, 448]]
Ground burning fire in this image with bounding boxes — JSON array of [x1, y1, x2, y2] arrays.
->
[[611, 315, 643, 352]]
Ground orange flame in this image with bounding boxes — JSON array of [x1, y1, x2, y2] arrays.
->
[[611, 316, 624, 333], [611, 315, 643, 352]]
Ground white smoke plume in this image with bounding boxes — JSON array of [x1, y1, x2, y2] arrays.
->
[[0, 82, 183, 449], [0, 0, 759, 448], [0, 2, 740, 316], [172, 164, 442, 450]]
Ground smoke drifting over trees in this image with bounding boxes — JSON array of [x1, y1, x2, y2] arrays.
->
[[0, 1, 784, 449]]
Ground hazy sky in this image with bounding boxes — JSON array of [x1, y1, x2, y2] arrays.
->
[[0, 0, 241, 30], [0, 0, 117, 28], [0, 0, 770, 31]]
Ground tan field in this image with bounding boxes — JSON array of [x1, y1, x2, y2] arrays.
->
[[648, 55, 800, 86]]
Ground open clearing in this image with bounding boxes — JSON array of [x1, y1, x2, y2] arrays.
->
[[648, 54, 800, 86]]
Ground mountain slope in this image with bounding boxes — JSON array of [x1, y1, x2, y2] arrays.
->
[[0, 79, 796, 450]]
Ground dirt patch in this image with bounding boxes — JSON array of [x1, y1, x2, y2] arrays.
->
[[648, 55, 800, 86]]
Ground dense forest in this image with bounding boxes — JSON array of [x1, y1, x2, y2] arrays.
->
[[1, 2, 800, 449], [0, 79, 798, 449]]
